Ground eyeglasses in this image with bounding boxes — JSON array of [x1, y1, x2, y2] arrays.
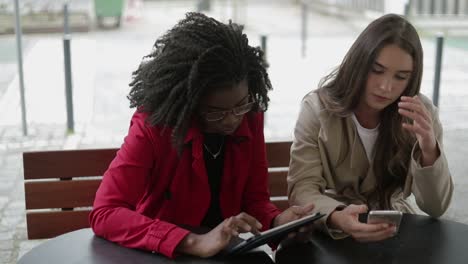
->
[[201, 101, 255, 122]]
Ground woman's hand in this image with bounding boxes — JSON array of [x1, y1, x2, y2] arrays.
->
[[274, 202, 315, 227], [273, 202, 315, 240], [177, 212, 262, 258], [398, 95, 440, 166], [328, 204, 396, 242]]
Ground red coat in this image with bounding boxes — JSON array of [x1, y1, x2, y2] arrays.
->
[[89, 110, 281, 258]]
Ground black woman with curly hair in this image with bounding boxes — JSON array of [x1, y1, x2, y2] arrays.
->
[[90, 12, 314, 258]]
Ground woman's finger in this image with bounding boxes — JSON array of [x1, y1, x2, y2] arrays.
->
[[398, 101, 431, 123], [398, 109, 432, 130], [221, 217, 238, 237], [288, 205, 305, 216], [401, 96, 432, 121], [233, 218, 256, 234], [345, 204, 368, 215], [353, 226, 396, 242], [301, 202, 316, 214], [234, 213, 262, 234], [402, 122, 431, 137], [235, 212, 262, 229], [348, 221, 389, 233]]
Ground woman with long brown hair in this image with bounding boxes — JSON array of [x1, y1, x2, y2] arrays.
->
[[287, 14, 453, 242]]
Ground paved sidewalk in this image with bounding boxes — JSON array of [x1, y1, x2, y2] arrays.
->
[[1, 1, 468, 263]]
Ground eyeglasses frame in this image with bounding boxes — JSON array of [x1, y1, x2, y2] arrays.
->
[[200, 99, 256, 122]]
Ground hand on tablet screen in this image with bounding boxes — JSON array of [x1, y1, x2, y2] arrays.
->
[[177, 212, 262, 258], [224, 212, 325, 256]]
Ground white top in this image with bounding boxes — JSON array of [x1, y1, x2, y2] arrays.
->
[[351, 113, 379, 162]]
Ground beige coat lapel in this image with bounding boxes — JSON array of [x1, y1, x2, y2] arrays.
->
[[321, 114, 375, 201]]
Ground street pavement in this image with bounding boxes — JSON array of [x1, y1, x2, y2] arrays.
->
[[1, 0, 468, 263]]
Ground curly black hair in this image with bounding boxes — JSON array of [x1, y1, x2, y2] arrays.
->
[[128, 12, 272, 150]]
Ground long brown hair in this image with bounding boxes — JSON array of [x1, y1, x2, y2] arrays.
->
[[317, 14, 423, 209]]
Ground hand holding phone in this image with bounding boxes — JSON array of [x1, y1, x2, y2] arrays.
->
[[367, 210, 403, 232], [329, 205, 398, 242]]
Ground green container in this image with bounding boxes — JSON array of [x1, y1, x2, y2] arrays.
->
[[95, 0, 124, 17], [94, 0, 125, 27]]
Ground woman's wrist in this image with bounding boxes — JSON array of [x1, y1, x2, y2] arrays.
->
[[420, 144, 440, 167], [272, 214, 281, 228], [327, 205, 347, 230], [327, 210, 342, 230], [176, 233, 202, 256]]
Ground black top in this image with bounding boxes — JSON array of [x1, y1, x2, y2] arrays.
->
[[201, 133, 226, 228]]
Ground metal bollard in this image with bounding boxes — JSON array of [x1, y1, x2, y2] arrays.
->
[[301, 1, 308, 58], [63, 4, 74, 133], [197, 0, 211, 12], [260, 35, 267, 61], [14, 0, 28, 136], [404, 2, 410, 17], [433, 34, 444, 107]]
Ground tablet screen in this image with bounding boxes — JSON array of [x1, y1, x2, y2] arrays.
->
[[223, 212, 325, 256]]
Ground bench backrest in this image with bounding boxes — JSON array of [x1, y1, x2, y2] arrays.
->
[[23, 141, 291, 239]]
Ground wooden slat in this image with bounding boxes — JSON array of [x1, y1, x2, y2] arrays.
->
[[266, 141, 292, 168], [23, 141, 291, 179], [269, 169, 288, 197], [26, 210, 91, 239], [23, 148, 118, 179], [25, 180, 101, 209], [271, 199, 289, 211]]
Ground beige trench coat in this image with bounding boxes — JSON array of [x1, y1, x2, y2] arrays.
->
[[288, 92, 453, 237]]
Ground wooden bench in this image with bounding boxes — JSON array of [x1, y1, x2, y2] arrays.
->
[[23, 141, 292, 239]]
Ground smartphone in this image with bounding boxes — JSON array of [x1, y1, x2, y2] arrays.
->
[[367, 210, 403, 232]]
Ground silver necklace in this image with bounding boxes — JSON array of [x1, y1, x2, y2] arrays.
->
[[203, 137, 225, 159]]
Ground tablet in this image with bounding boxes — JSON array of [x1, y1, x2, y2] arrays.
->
[[222, 212, 325, 256]]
